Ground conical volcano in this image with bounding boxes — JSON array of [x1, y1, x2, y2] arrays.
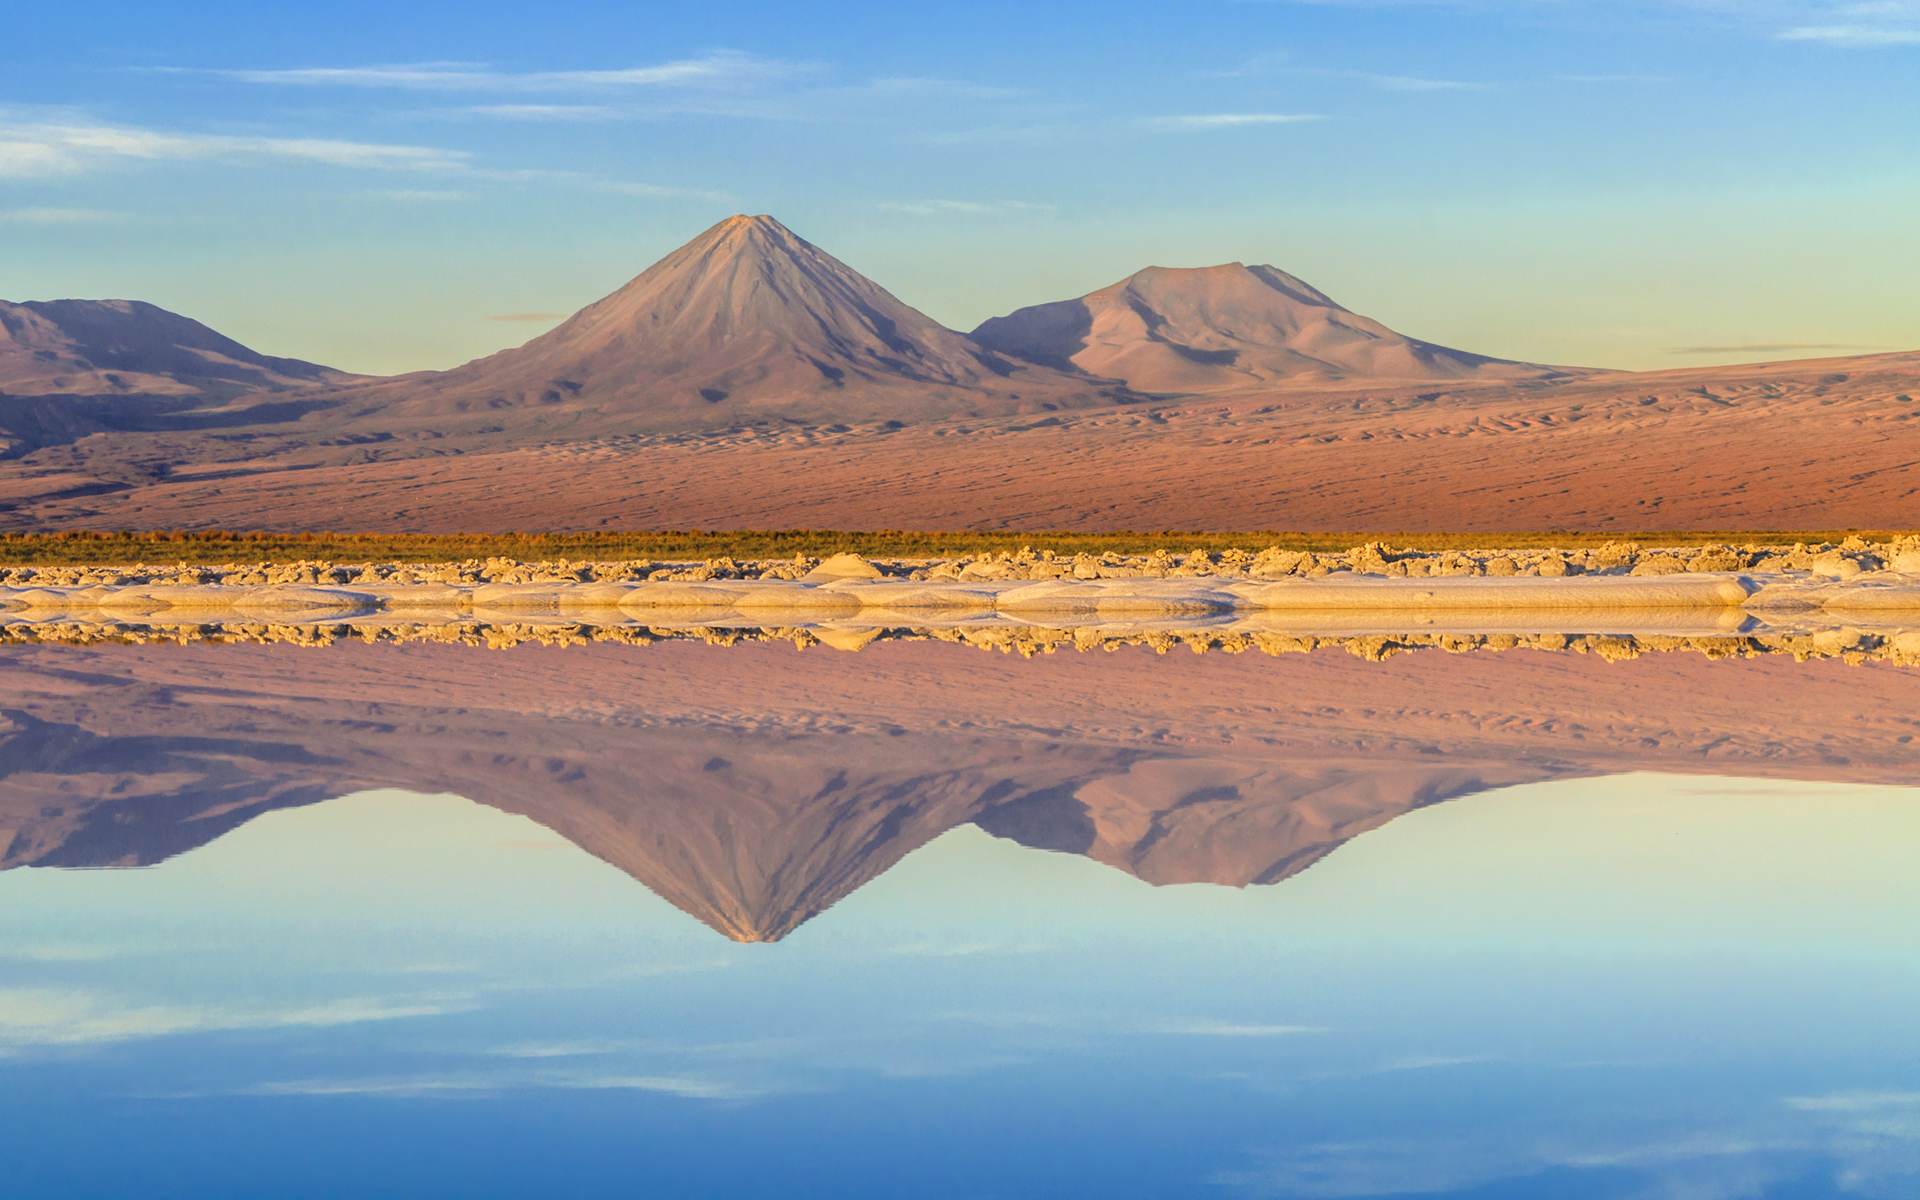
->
[[352, 214, 1133, 430], [971, 262, 1587, 395]]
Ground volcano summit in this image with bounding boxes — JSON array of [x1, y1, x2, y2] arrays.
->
[[337, 214, 1136, 431]]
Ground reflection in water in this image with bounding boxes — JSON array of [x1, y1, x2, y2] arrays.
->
[[5, 635, 1919, 940], [3, 636, 1920, 1199]]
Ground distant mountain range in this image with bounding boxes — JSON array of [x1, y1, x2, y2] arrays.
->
[[971, 262, 1571, 393], [1, 214, 1582, 436], [0, 297, 350, 399], [0, 214, 1911, 533]]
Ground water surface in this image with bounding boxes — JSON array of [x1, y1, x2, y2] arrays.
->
[[3, 636, 1917, 1198]]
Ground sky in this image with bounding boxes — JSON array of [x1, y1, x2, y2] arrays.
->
[[2, 0, 1916, 377]]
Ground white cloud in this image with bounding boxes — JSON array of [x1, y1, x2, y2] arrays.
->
[[1153, 1020, 1328, 1036], [875, 199, 1055, 216], [488, 1039, 621, 1058], [1349, 72, 1491, 91], [0, 114, 468, 179], [864, 76, 1026, 100], [1778, 23, 1920, 43], [467, 104, 618, 120], [1555, 73, 1670, 82], [0, 987, 472, 1049], [207, 52, 799, 93], [243, 1068, 780, 1101], [599, 180, 732, 202], [0, 939, 127, 957], [1143, 113, 1326, 130], [1785, 1090, 1920, 1112]]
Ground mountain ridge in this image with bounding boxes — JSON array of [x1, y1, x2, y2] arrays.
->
[[330, 213, 1139, 431], [0, 298, 352, 398], [971, 262, 1592, 395]]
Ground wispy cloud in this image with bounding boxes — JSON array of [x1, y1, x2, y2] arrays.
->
[[467, 104, 619, 121], [0, 112, 467, 179], [1205, 54, 1490, 90], [0, 940, 128, 958], [1785, 1090, 1920, 1112], [0, 115, 727, 200], [1143, 113, 1325, 130], [1778, 24, 1920, 44], [875, 199, 1055, 216], [1374, 1053, 1495, 1072], [240, 1068, 784, 1102], [1151, 1019, 1328, 1037], [377, 189, 467, 202], [1669, 342, 1883, 354], [487, 1039, 621, 1058], [0, 987, 472, 1049], [599, 180, 732, 201], [865, 76, 1026, 100], [201, 53, 798, 93], [1347, 72, 1491, 91]]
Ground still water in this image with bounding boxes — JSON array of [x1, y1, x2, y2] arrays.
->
[[3, 632, 1918, 1198]]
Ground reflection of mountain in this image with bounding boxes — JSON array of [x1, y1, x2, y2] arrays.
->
[[5, 639, 1918, 940]]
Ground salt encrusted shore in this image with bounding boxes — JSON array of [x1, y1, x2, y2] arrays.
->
[[5, 540, 1920, 624]]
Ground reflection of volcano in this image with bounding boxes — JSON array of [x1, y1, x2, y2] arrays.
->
[[5, 639, 1918, 941]]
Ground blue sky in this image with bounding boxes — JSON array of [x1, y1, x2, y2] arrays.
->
[[2, 1, 1916, 375]]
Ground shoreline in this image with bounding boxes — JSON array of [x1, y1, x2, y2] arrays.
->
[[5, 566, 1920, 620], [2, 613, 1913, 669]]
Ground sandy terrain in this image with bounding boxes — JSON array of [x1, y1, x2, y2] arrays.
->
[[5, 636, 1918, 940], [3, 348, 1913, 533]]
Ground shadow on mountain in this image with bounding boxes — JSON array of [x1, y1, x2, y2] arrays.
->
[[0, 391, 344, 459]]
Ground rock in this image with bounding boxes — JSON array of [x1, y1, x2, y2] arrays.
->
[[1687, 548, 1747, 572], [1486, 557, 1518, 577], [1594, 541, 1642, 569], [1810, 554, 1863, 579], [805, 552, 885, 581], [1629, 558, 1689, 576]]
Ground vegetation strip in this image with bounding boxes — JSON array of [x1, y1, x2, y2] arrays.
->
[[2, 528, 1917, 567]]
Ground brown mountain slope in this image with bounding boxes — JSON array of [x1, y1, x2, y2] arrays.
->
[[0, 298, 349, 398], [971, 263, 1587, 394], [331, 214, 1134, 433], [5, 638, 1917, 941], [0, 298, 356, 462]]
